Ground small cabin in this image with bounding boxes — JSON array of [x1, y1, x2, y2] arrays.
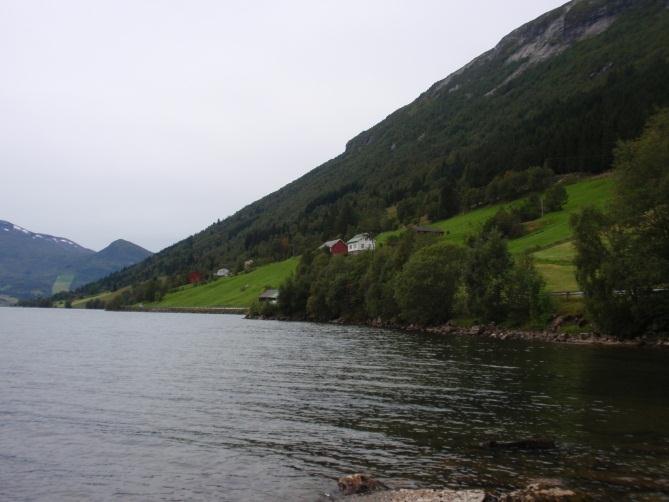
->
[[319, 239, 348, 256], [347, 233, 376, 255], [258, 288, 280, 304], [411, 225, 445, 236], [215, 267, 231, 277]]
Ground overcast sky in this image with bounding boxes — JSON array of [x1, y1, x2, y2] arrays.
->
[[1, 0, 565, 252]]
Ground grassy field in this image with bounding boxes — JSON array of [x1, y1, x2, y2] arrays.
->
[[378, 176, 612, 250], [151, 257, 299, 308], [69, 287, 130, 308], [377, 176, 614, 291], [532, 241, 579, 291], [52, 274, 75, 295], [507, 176, 613, 254]]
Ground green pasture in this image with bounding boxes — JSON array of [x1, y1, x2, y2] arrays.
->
[[152, 257, 299, 308], [52, 274, 75, 295], [378, 176, 613, 292]]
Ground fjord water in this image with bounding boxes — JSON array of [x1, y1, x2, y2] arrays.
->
[[1, 309, 668, 500]]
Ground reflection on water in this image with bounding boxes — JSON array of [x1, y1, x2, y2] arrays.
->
[[1, 308, 668, 500]]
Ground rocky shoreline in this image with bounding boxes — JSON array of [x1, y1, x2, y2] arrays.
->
[[247, 314, 669, 349], [390, 321, 669, 348], [338, 475, 582, 501]]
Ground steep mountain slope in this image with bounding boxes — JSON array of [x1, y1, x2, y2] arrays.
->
[[83, 0, 669, 294], [0, 221, 152, 298]]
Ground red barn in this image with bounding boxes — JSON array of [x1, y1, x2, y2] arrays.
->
[[319, 239, 348, 256], [188, 271, 204, 284]]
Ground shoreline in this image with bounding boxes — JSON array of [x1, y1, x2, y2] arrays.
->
[[120, 306, 248, 315], [248, 314, 669, 349], [47, 304, 668, 348]]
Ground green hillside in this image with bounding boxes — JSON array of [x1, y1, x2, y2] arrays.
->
[[52, 274, 75, 295], [151, 176, 611, 308], [379, 176, 612, 249], [378, 176, 613, 292], [79, 0, 669, 297], [69, 288, 131, 309], [150, 258, 298, 308]]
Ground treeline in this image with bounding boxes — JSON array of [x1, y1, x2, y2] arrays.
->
[[255, 229, 549, 328], [571, 109, 669, 338]]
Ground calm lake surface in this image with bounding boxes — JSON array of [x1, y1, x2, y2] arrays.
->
[[1, 308, 668, 501]]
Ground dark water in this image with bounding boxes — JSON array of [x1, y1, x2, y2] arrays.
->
[[1, 309, 668, 501]]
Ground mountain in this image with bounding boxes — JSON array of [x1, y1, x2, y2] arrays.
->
[[0, 221, 152, 299], [0, 220, 94, 298], [67, 239, 153, 290], [82, 0, 669, 294]]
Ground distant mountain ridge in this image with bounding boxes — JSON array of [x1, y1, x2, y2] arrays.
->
[[0, 220, 152, 299], [76, 0, 669, 294], [69, 239, 153, 290]]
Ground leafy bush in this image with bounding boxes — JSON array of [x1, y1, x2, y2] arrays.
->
[[544, 184, 568, 212], [463, 230, 549, 325], [504, 254, 551, 326], [394, 243, 465, 324], [463, 231, 514, 322], [483, 209, 525, 239]]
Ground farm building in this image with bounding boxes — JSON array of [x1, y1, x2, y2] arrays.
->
[[258, 288, 280, 304], [347, 233, 375, 255], [215, 268, 231, 277], [319, 239, 348, 256], [411, 225, 445, 236]]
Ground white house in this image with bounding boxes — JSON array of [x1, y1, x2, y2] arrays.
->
[[215, 268, 231, 277], [347, 233, 375, 255]]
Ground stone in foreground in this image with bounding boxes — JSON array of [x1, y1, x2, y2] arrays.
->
[[349, 488, 487, 501], [338, 474, 387, 495], [499, 481, 579, 501]]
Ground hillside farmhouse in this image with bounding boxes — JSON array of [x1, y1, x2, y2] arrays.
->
[[319, 239, 348, 256], [215, 267, 231, 277], [347, 233, 375, 255]]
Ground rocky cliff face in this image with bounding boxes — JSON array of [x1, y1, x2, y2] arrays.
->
[[430, 0, 646, 96]]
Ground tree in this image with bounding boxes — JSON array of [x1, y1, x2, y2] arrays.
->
[[544, 184, 568, 212], [504, 254, 550, 326], [572, 109, 669, 337], [394, 243, 465, 325], [463, 230, 513, 322], [435, 183, 460, 220], [515, 193, 542, 221], [483, 209, 524, 238], [572, 207, 665, 337]]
